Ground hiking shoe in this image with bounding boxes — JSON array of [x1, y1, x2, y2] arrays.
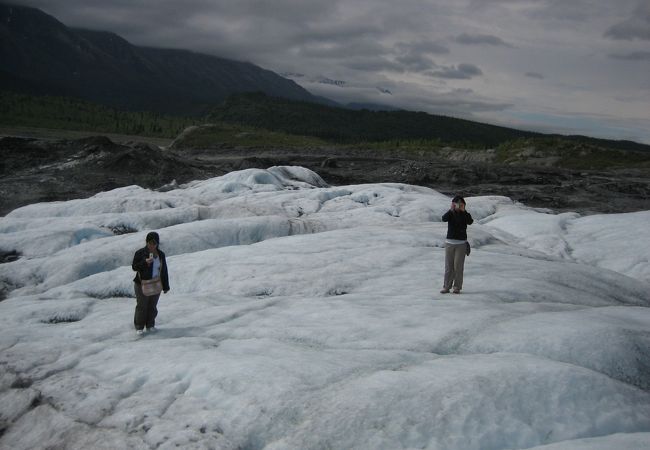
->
[[452, 288, 461, 294], [146, 327, 157, 333], [440, 288, 450, 294], [136, 329, 144, 336]]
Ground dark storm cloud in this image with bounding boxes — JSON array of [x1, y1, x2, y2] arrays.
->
[[427, 63, 483, 79], [294, 22, 386, 45], [17, 0, 336, 26], [608, 51, 650, 61], [474, 0, 615, 23], [10, 0, 340, 56], [393, 54, 436, 72], [14, 0, 215, 33], [454, 33, 514, 47], [605, 4, 650, 40], [392, 40, 449, 73], [296, 39, 388, 59], [395, 41, 450, 55], [526, 1, 609, 21], [341, 56, 404, 72], [525, 72, 545, 79]]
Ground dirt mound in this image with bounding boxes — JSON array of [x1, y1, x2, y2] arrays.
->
[[0, 136, 214, 215], [2, 136, 650, 216]]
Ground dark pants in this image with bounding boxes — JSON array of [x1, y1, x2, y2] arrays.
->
[[134, 282, 160, 330]]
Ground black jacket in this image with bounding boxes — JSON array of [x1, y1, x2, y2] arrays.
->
[[442, 209, 473, 240], [132, 247, 170, 292]]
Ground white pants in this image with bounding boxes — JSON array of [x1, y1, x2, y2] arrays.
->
[[443, 242, 467, 290]]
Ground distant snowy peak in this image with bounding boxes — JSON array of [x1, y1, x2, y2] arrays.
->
[[281, 72, 393, 98], [282, 72, 347, 87], [282, 72, 393, 96], [317, 77, 346, 87], [281, 72, 306, 79]]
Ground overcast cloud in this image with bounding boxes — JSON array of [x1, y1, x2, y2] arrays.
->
[[12, 0, 650, 143]]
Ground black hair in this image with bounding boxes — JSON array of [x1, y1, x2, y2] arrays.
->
[[452, 196, 466, 205], [145, 231, 159, 245]]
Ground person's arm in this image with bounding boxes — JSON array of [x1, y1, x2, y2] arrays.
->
[[465, 211, 473, 225], [132, 249, 148, 273], [442, 210, 452, 222], [160, 253, 170, 293]]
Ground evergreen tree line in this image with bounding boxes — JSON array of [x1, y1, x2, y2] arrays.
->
[[207, 92, 542, 148], [0, 91, 197, 138], [2, 90, 648, 154], [207, 93, 650, 153]]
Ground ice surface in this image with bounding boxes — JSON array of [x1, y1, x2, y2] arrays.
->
[[1, 166, 649, 449]]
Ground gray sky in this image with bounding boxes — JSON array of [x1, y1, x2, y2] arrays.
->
[[15, 0, 650, 143]]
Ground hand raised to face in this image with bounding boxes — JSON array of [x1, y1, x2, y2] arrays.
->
[[451, 201, 465, 211]]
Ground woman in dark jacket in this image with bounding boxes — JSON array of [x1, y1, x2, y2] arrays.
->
[[441, 196, 473, 294], [132, 231, 170, 335]]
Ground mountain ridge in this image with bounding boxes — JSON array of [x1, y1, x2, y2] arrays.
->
[[0, 3, 323, 115]]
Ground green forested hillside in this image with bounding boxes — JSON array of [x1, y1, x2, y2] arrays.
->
[[208, 93, 650, 153], [207, 93, 543, 147], [0, 91, 197, 138], [3, 90, 650, 166]]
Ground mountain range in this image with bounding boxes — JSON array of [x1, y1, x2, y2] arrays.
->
[[2, 3, 649, 153], [0, 3, 323, 115]]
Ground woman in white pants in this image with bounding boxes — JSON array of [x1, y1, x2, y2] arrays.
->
[[441, 196, 473, 294]]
